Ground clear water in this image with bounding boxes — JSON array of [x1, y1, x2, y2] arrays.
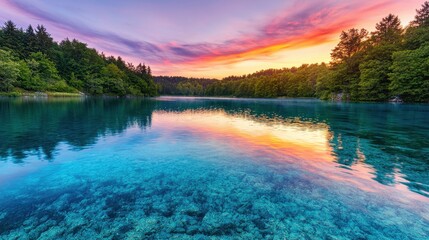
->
[[0, 97, 428, 239]]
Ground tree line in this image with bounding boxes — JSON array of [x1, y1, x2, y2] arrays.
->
[[1, 2, 428, 101], [202, 2, 429, 102], [0, 21, 158, 96], [154, 76, 217, 96]]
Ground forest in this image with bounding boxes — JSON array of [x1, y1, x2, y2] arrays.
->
[[154, 76, 217, 96], [0, 22, 158, 96], [177, 2, 429, 102]]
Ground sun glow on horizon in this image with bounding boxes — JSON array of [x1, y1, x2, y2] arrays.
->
[[149, 109, 429, 203]]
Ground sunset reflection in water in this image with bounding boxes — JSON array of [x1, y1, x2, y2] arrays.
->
[[152, 110, 429, 204]]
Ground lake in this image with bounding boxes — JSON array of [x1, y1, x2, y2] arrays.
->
[[0, 97, 428, 239]]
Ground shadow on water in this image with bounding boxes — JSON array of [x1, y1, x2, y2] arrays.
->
[[0, 97, 154, 162]]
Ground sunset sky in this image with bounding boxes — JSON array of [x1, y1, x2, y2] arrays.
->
[[0, 0, 425, 78]]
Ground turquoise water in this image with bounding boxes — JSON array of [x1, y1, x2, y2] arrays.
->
[[0, 97, 428, 239]]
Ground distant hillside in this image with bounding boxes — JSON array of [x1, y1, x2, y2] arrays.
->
[[154, 76, 218, 96]]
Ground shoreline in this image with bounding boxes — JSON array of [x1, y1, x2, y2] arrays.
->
[[1, 93, 428, 104], [155, 95, 429, 104], [0, 92, 84, 97]]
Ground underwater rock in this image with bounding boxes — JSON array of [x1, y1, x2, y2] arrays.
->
[[179, 202, 205, 219], [135, 217, 160, 236], [201, 212, 237, 235], [186, 225, 200, 235], [38, 226, 65, 239]]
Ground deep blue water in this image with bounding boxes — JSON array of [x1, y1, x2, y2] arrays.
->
[[0, 97, 428, 239]]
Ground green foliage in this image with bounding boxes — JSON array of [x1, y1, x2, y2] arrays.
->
[[101, 64, 127, 96], [154, 76, 217, 96], [371, 14, 403, 44], [202, 3, 429, 102], [356, 14, 404, 101], [85, 78, 104, 95], [0, 50, 20, 91], [331, 28, 368, 65], [16, 59, 44, 91], [404, 25, 429, 50], [358, 44, 399, 101], [0, 21, 27, 58], [0, 20, 158, 96], [24, 25, 37, 57], [359, 60, 391, 100], [55, 39, 104, 88], [47, 80, 78, 93], [176, 81, 204, 96], [29, 52, 61, 82], [35, 25, 54, 55], [315, 67, 336, 100], [204, 64, 326, 98], [389, 44, 429, 102], [2, 1, 429, 101], [0, 91, 22, 97]]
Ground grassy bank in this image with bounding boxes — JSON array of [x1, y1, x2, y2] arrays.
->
[[0, 92, 84, 97]]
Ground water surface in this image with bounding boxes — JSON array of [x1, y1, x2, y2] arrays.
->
[[0, 97, 428, 239]]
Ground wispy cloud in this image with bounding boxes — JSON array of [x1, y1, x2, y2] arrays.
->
[[3, 0, 163, 61]]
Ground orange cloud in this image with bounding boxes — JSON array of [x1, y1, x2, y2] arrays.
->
[[175, 0, 396, 68]]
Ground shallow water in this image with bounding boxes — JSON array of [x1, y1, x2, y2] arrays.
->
[[0, 97, 428, 239]]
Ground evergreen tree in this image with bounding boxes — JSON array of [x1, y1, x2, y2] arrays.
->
[[330, 29, 368, 99], [0, 21, 24, 55], [35, 25, 54, 54], [136, 63, 147, 76], [331, 28, 368, 65], [405, 2, 429, 50], [358, 15, 403, 101], [24, 25, 37, 57], [371, 14, 403, 44], [412, 1, 429, 27], [0, 20, 158, 96]]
